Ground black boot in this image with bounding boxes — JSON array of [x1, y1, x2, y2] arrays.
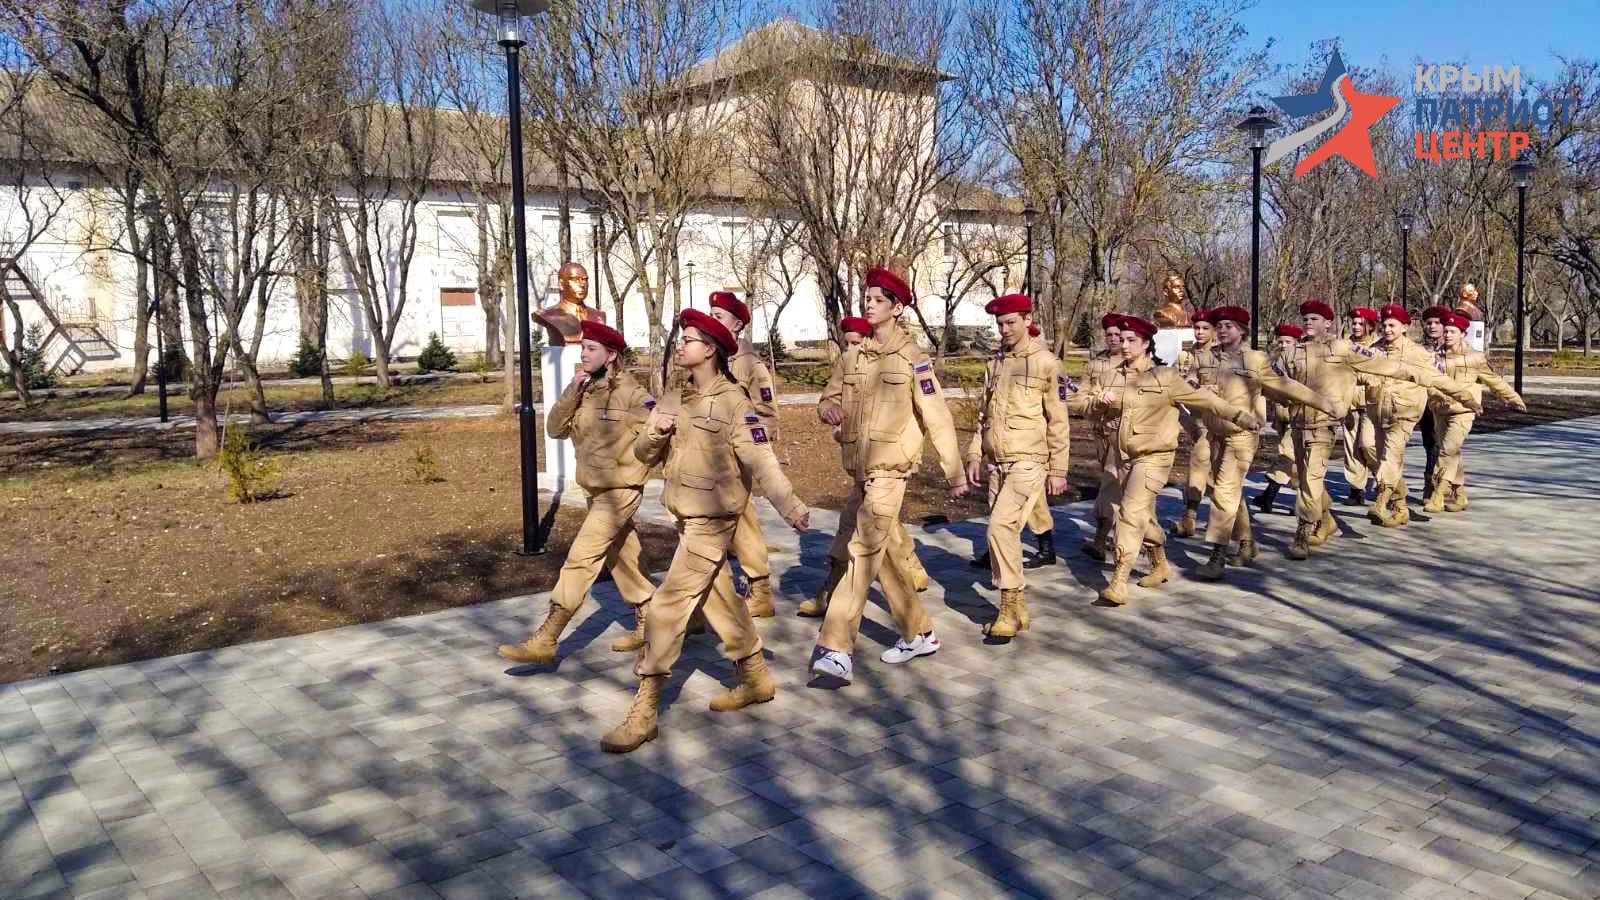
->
[[1345, 486, 1364, 506], [1024, 530, 1057, 568], [1253, 482, 1281, 514], [969, 550, 992, 569]]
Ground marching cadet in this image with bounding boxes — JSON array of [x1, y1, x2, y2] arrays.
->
[[1281, 301, 1478, 558], [1426, 311, 1525, 512], [1193, 307, 1337, 581], [963, 295, 1070, 638], [1366, 305, 1453, 528], [1340, 307, 1381, 505], [1171, 309, 1220, 538], [499, 321, 657, 666], [1255, 323, 1303, 514], [1417, 304, 1451, 504], [1080, 315, 1258, 606], [810, 267, 968, 684], [707, 291, 782, 617], [970, 320, 1058, 572], [841, 316, 872, 346], [1080, 313, 1126, 560], [602, 310, 809, 754]]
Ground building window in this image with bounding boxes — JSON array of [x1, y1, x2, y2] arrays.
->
[[440, 288, 477, 307], [942, 224, 955, 259]]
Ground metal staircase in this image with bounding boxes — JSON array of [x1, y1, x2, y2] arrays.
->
[[0, 254, 119, 377]]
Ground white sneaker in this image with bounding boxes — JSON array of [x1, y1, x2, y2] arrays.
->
[[810, 649, 853, 683], [880, 631, 940, 664]]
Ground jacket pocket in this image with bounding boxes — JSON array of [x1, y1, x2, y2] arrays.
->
[[679, 472, 716, 491]]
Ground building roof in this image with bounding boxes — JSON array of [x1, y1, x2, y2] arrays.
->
[[678, 19, 953, 97]]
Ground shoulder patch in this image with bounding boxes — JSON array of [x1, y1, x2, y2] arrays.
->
[[759, 386, 773, 403], [642, 395, 657, 410], [914, 359, 933, 374], [1058, 374, 1069, 400], [1351, 343, 1376, 359], [920, 377, 937, 395], [744, 412, 760, 424], [748, 417, 769, 444], [1270, 359, 1286, 378]]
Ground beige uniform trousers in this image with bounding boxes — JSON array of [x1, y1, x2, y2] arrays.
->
[[1292, 425, 1337, 528], [1433, 408, 1475, 489], [1264, 427, 1296, 486], [1374, 413, 1422, 491], [730, 498, 770, 580], [1092, 434, 1124, 521], [637, 516, 762, 676], [1111, 451, 1174, 565], [1342, 408, 1377, 492], [827, 484, 928, 586], [550, 488, 654, 613], [819, 474, 934, 653], [1183, 416, 1213, 507], [1203, 432, 1257, 546], [1026, 492, 1053, 534], [985, 460, 1048, 591]]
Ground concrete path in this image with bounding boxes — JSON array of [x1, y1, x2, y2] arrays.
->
[[3, 418, 1599, 900]]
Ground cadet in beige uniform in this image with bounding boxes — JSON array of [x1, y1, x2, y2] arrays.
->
[[499, 321, 656, 665], [602, 310, 809, 754], [1366, 304, 1457, 528], [970, 320, 1059, 572], [1425, 311, 1525, 512], [1255, 324, 1303, 513], [1081, 313, 1126, 560], [811, 268, 968, 684], [963, 295, 1070, 638], [1171, 309, 1220, 538], [707, 291, 782, 617], [1082, 316, 1258, 606], [1193, 307, 1336, 581], [1282, 301, 1478, 558], [1340, 307, 1381, 506]]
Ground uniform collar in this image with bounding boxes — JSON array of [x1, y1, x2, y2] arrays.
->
[[1001, 337, 1038, 359], [686, 373, 736, 398], [864, 324, 909, 356], [1120, 356, 1154, 375]]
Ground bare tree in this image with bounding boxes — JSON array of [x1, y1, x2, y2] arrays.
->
[[926, 211, 1024, 365]]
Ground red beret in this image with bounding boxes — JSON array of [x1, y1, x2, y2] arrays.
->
[[1349, 306, 1379, 324], [1193, 308, 1214, 325], [865, 267, 913, 306], [709, 291, 750, 324], [1421, 305, 1451, 322], [1211, 305, 1249, 326], [1274, 323, 1304, 339], [579, 319, 627, 352], [984, 293, 1032, 316], [1120, 316, 1158, 338], [1028, 323, 1041, 337], [1380, 304, 1411, 325], [1100, 312, 1124, 330], [1299, 300, 1335, 320], [678, 309, 737, 355], [840, 316, 872, 337], [1444, 312, 1470, 332]]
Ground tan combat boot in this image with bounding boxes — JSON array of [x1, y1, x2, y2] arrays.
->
[[984, 588, 1027, 638], [1173, 505, 1198, 538], [1287, 524, 1312, 560], [1446, 485, 1468, 512], [1228, 539, 1258, 567], [610, 600, 648, 652], [498, 605, 577, 664], [1099, 560, 1132, 606], [1309, 509, 1336, 546], [1137, 543, 1172, 588], [1081, 517, 1111, 561], [1368, 487, 1394, 526], [1423, 482, 1447, 513], [1196, 544, 1229, 582], [798, 560, 844, 617], [600, 674, 666, 753], [745, 577, 776, 618], [709, 653, 776, 712]]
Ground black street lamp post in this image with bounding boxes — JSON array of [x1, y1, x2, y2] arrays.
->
[[686, 261, 695, 309], [472, 0, 550, 556], [1398, 209, 1414, 312], [1236, 106, 1280, 349], [1022, 205, 1037, 295], [1511, 153, 1537, 394], [140, 199, 169, 423]]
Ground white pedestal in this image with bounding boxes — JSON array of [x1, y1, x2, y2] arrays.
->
[[539, 344, 580, 492], [1467, 321, 1486, 352], [1154, 328, 1195, 367]]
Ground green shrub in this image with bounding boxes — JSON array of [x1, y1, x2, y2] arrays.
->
[[150, 345, 184, 384], [218, 424, 278, 503], [407, 442, 444, 484], [761, 331, 791, 363], [287, 337, 323, 378], [20, 323, 55, 389], [343, 349, 370, 378], [415, 332, 457, 374]]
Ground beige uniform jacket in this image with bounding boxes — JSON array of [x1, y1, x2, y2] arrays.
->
[[546, 370, 655, 491], [819, 325, 966, 485], [1349, 335, 1380, 408], [1082, 350, 1122, 435], [634, 374, 806, 523], [731, 340, 779, 440], [964, 339, 1071, 477], [1202, 348, 1338, 436], [1430, 349, 1521, 414], [1284, 335, 1473, 429], [1175, 344, 1222, 389], [1365, 335, 1444, 422], [1087, 358, 1254, 458]]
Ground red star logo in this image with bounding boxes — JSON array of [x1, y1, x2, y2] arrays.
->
[[1294, 77, 1401, 179]]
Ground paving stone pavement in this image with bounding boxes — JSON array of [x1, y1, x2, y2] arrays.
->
[[4, 417, 1599, 900]]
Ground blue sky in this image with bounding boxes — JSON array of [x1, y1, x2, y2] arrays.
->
[[1238, 0, 1595, 83]]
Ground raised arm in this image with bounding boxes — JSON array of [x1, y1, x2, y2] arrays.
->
[[545, 377, 585, 439], [909, 357, 968, 487], [1471, 354, 1526, 409], [1168, 377, 1260, 431]]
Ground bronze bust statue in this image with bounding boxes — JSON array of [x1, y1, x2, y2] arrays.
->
[[534, 262, 606, 345], [1154, 274, 1192, 328], [1456, 282, 1483, 321]]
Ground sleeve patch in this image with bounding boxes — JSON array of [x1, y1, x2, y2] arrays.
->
[[749, 425, 769, 444], [1351, 343, 1376, 359], [743, 412, 760, 424], [759, 386, 773, 403], [1058, 375, 1068, 400], [920, 377, 937, 395], [1271, 359, 1286, 378], [914, 359, 933, 374], [643, 396, 657, 410]]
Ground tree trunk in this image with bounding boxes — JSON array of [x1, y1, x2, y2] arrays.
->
[[236, 350, 272, 424], [194, 390, 222, 458], [0, 299, 31, 405], [126, 215, 152, 396], [557, 148, 572, 264]]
